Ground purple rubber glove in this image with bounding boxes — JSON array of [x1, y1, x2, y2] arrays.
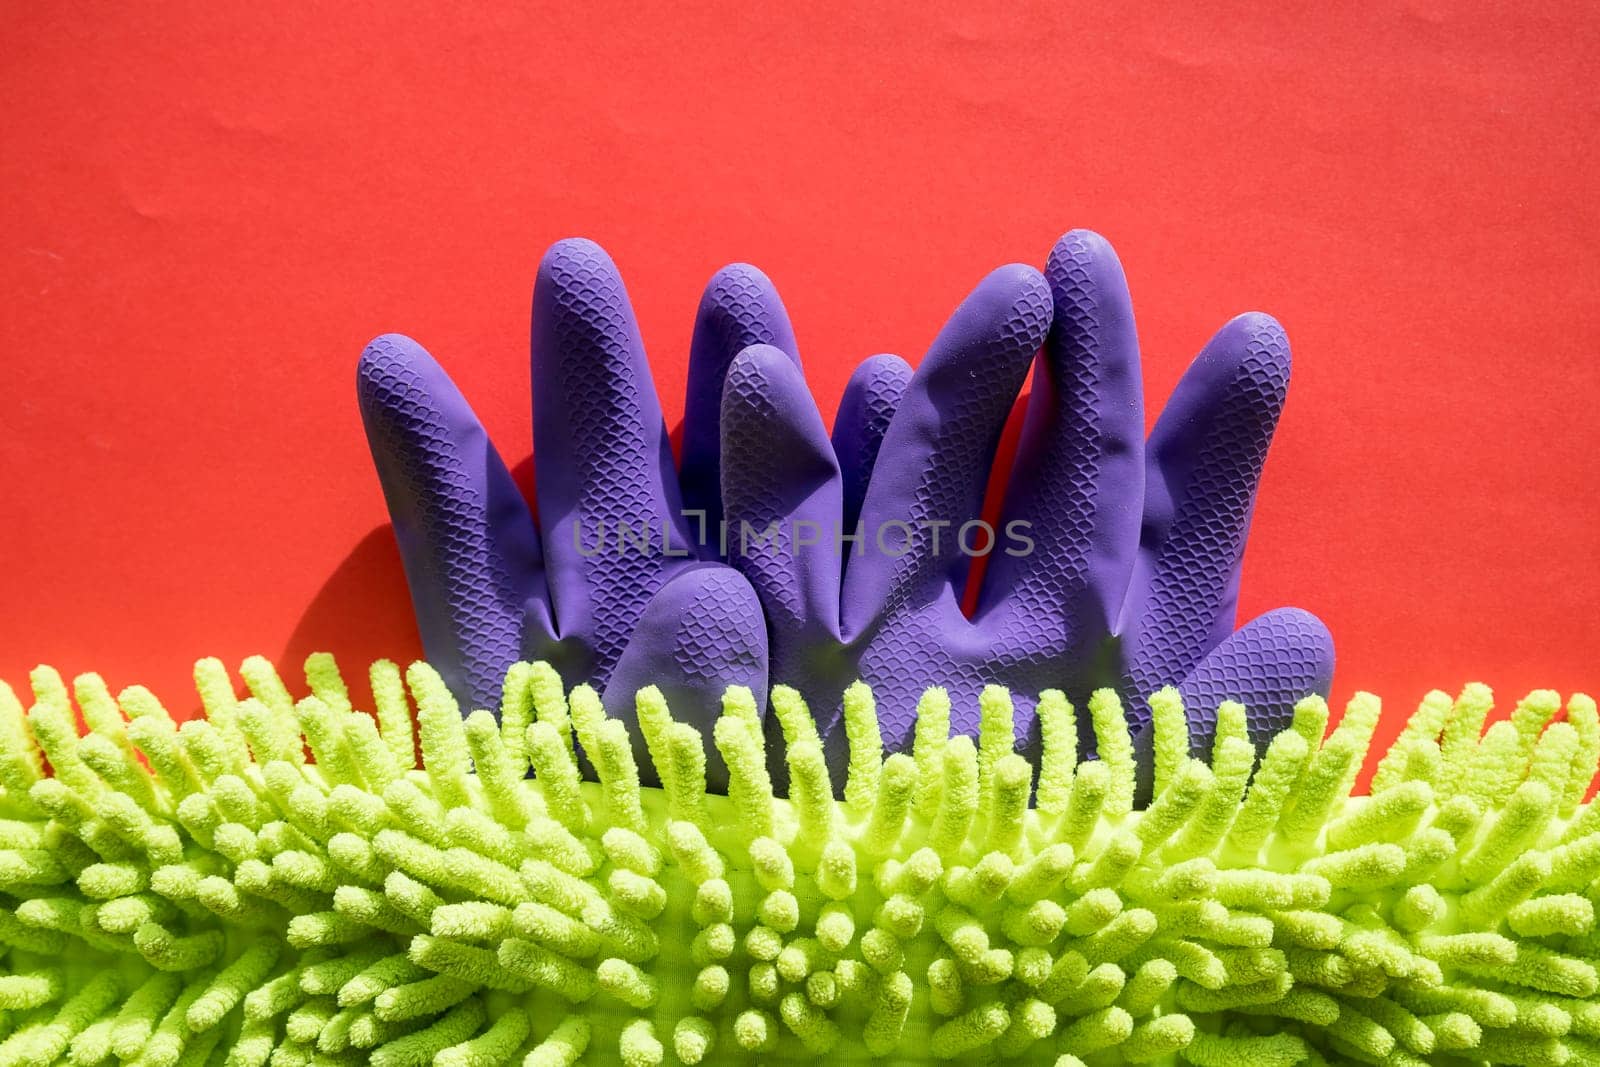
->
[[720, 230, 1334, 778], [357, 239, 798, 783]]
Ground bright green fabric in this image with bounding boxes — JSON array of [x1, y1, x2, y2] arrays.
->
[[0, 656, 1597, 1065]]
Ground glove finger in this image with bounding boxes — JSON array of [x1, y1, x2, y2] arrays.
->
[[531, 238, 695, 682], [356, 333, 552, 712], [721, 344, 844, 647], [1174, 606, 1334, 751], [844, 264, 1052, 637], [1119, 312, 1292, 690], [976, 229, 1145, 655], [601, 563, 768, 792], [832, 353, 912, 537], [680, 263, 800, 540]]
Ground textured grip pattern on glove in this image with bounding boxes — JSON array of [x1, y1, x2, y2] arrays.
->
[[363, 240, 792, 729], [1125, 313, 1292, 705], [680, 263, 800, 531], [981, 230, 1143, 663], [872, 268, 1053, 623], [832, 354, 911, 536], [855, 617, 970, 757], [356, 335, 534, 709], [534, 239, 677, 681], [1179, 606, 1337, 749], [360, 232, 1332, 772], [671, 569, 770, 686], [717, 234, 1331, 766], [600, 563, 768, 791], [994, 237, 1108, 630], [720, 350, 811, 623]]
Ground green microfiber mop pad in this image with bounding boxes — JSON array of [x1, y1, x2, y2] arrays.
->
[[2, 656, 1599, 1066]]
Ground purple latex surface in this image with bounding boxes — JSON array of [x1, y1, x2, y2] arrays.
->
[[359, 231, 1332, 786], [358, 239, 779, 785], [719, 230, 1333, 775]]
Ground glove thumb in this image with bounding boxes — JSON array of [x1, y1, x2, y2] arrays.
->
[[1177, 606, 1335, 751], [601, 563, 768, 792]]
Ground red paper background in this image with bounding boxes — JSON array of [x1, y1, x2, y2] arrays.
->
[[4, 3, 1597, 770]]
